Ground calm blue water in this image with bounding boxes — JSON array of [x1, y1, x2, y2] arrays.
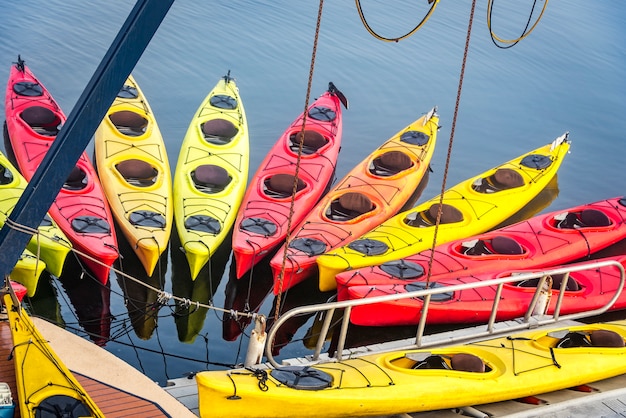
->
[[1, 1, 625, 386]]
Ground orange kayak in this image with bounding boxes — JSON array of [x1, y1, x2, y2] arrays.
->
[[270, 108, 439, 295]]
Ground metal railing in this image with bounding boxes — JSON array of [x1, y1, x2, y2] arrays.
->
[[265, 259, 625, 367]]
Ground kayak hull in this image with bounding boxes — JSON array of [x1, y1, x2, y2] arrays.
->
[[196, 320, 626, 418], [232, 84, 345, 279], [94, 75, 173, 276], [4, 58, 118, 284], [173, 74, 249, 280]]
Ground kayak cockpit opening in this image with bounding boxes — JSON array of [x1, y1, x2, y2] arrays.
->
[[191, 164, 231, 193], [369, 150, 412, 177], [263, 173, 306, 198], [472, 168, 524, 193], [547, 329, 625, 348], [407, 352, 488, 372], [0, 165, 14, 185], [461, 235, 524, 256], [109, 110, 147, 136], [289, 130, 327, 155], [201, 119, 238, 145], [553, 209, 611, 229], [516, 274, 580, 291], [20, 105, 61, 136], [63, 166, 88, 190], [326, 192, 374, 221], [404, 203, 463, 227], [116, 159, 158, 187]]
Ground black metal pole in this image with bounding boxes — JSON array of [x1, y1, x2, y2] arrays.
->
[[0, 0, 174, 285]]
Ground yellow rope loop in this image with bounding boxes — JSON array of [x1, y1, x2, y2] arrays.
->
[[355, 0, 439, 42], [487, 0, 548, 48], [275, 0, 325, 318]]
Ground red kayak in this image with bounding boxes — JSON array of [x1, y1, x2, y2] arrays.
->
[[232, 83, 347, 279], [336, 196, 626, 301], [347, 255, 626, 326], [4, 56, 118, 283], [270, 108, 439, 295]]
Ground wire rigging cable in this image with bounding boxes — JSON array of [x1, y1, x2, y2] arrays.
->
[[487, 0, 549, 49], [355, 0, 439, 42]]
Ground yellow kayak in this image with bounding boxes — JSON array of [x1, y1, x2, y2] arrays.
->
[[317, 132, 571, 291], [94, 75, 173, 276], [4, 292, 104, 417], [196, 320, 626, 418], [173, 73, 249, 280], [0, 150, 71, 278], [8, 249, 45, 297]]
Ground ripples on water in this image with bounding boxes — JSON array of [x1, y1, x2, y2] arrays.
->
[[0, 0, 625, 385]]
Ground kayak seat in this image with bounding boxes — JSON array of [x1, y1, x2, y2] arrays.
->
[[556, 331, 592, 348], [192, 164, 231, 193], [21, 106, 61, 136], [517, 275, 580, 291], [116, 159, 158, 187], [464, 236, 523, 256], [405, 203, 463, 227], [327, 192, 374, 221], [109, 110, 148, 136], [472, 168, 524, 193], [264, 174, 306, 198], [370, 151, 412, 177], [0, 165, 14, 185], [590, 330, 625, 347], [412, 355, 450, 370], [289, 130, 327, 155], [556, 209, 611, 229], [63, 166, 88, 190], [450, 353, 485, 372], [201, 119, 238, 145]]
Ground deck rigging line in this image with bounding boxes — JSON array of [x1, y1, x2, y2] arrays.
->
[[274, 0, 325, 318]]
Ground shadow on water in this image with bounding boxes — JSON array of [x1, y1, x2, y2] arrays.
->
[[115, 226, 168, 341], [170, 227, 229, 344], [266, 278, 335, 356], [491, 174, 560, 230], [222, 251, 274, 342], [25, 271, 64, 326], [58, 255, 112, 346]]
